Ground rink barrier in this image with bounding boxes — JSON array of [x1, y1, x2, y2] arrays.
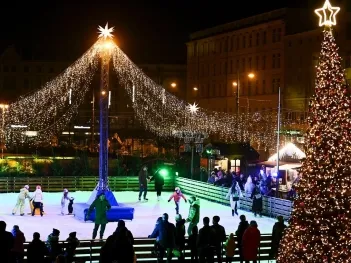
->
[[175, 176, 293, 220], [0, 176, 175, 193], [21, 234, 275, 262]]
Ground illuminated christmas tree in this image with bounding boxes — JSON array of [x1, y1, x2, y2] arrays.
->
[[277, 1, 351, 262]]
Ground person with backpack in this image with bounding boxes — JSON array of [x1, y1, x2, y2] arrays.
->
[[226, 181, 242, 216]]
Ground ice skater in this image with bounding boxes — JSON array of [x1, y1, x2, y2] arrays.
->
[[68, 197, 74, 214], [86, 192, 111, 239], [12, 185, 31, 216], [226, 180, 242, 216], [168, 187, 187, 214], [61, 188, 73, 215], [149, 168, 165, 201], [32, 185, 44, 216], [138, 166, 150, 201]]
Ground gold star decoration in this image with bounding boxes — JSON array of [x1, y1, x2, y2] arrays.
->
[[188, 102, 199, 114], [314, 0, 340, 27], [98, 23, 114, 39]]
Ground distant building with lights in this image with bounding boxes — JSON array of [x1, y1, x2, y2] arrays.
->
[[186, 0, 351, 152]]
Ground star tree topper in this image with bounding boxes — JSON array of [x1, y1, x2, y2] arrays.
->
[[98, 23, 114, 39], [188, 102, 199, 114], [314, 0, 340, 27]]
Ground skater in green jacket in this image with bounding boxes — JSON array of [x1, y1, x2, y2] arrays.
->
[[186, 196, 200, 236], [86, 193, 111, 239]]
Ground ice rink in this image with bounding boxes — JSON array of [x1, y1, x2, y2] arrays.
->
[[1, 191, 278, 241]]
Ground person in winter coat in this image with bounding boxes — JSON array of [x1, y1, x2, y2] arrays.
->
[[186, 196, 200, 236], [150, 217, 163, 257], [149, 213, 176, 263], [61, 189, 73, 215], [235, 215, 249, 263], [86, 192, 111, 239], [168, 187, 187, 214], [149, 168, 165, 201], [174, 214, 186, 260], [188, 225, 198, 263], [27, 232, 48, 263], [197, 217, 215, 263], [211, 216, 226, 263], [12, 185, 31, 216], [32, 185, 44, 216], [269, 216, 287, 259], [244, 176, 255, 197], [46, 228, 62, 262], [242, 221, 260, 263], [64, 232, 80, 263], [138, 166, 150, 201], [11, 225, 26, 263], [226, 181, 242, 216], [224, 233, 236, 263], [251, 185, 263, 217], [0, 221, 14, 263]]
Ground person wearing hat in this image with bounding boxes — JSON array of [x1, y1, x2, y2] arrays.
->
[[61, 188, 73, 215], [186, 196, 200, 236], [12, 185, 31, 216], [46, 228, 62, 262], [86, 192, 111, 239], [65, 232, 80, 263], [168, 187, 187, 214]]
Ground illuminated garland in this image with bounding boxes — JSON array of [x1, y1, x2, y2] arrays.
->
[[278, 29, 351, 262]]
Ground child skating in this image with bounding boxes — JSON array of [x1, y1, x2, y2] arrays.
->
[[168, 187, 187, 214], [61, 188, 73, 215]]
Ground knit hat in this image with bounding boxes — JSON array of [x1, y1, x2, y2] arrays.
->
[[69, 232, 76, 238], [53, 229, 60, 236], [63, 188, 68, 193], [24, 185, 29, 190], [175, 187, 180, 191], [175, 214, 182, 221]]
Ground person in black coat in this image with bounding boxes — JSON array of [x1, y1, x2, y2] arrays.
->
[[0, 221, 14, 263], [269, 216, 287, 259], [149, 168, 165, 201], [251, 185, 263, 217], [27, 232, 48, 263], [235, 215, 249, 263], [138, 166, 150, 201], [211, 216, 226, 263], [149, 213, 176, 262], [197, 217, 216, 263], [174, 214, 186, 260]]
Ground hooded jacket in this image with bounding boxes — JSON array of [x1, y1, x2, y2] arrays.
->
[[187, 198, 200, 224], [18, 188, 31, 200], [32, 189, 43, 202]]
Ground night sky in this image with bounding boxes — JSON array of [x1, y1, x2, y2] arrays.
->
[[0, 0, 325, 64]]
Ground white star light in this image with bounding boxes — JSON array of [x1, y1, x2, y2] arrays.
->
[[98, 23, 114, 39], [314, 0, 340, 27], [188, 102, 199, 114]]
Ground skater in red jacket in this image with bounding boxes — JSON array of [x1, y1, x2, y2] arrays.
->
[[168, 187, 187, 214]]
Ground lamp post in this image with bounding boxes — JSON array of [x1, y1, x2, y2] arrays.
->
[[0, 104, 9, 159], [232, 72, 255, 115]]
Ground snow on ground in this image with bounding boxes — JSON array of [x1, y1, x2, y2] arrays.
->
[[0, 191, 277, 241]]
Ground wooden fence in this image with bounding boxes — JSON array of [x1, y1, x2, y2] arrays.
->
[[21, 235, 275, 262], [0, 176, 175, 193], [175, 177, 293, 220]]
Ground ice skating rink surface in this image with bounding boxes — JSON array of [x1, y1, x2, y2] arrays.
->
[[1, 191, 278, 240]]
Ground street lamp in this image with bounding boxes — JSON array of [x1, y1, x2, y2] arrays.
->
[[171, 82, 177, 88], [0, 104, 9, 159], [193, 87, 198, 91], [233, 72, 255, 115]]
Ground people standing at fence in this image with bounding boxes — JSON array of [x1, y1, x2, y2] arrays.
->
[[269, 216, 287, 259], [27, 232, 48, 263], [12, 185, 31, 216], [138, 166, 150, 201], [61, 189, 73, 215], [86, 192, 111, 240], [211, 216, 226, 263], [188, 225, 198, 262], [197, 217, 215, 263], [46, 228, 63, 262], [168, 187, 187, 214], [149, 168, 165, 201], [251, 185, 263, 217], [235, 215, 249, 263], [224, 233, 236, 263], [32, 185, 44, 217], [226, 181, 242, 216], [244, 176, 255, 197], [64, 232, 80, 263], [186, 196, 200, 236], [242, 221, 260, 263], [10, 225, 25, 263]]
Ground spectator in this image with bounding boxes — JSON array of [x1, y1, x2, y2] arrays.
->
[[46, 228, 62, 262], [64, 232, 80, 263], [150, 217, 162, 257], [242, 221, 260, 263], [237, 174, 246, 191], [0, 221, 14, 263], [235, 215, 249, 263], [224, 233, 236, 263], [269, 216, 287, 259], [55, 255, 66, 263], [149, 213, 176, 262], [114, 220, 134, 245], [211, 216, 226, 263], [11, 225, 25, 263], [244, 176, 255, 197], [207, 172, 216, 184], [174, 214, 186, 261], [251, 185, 263, 217], [197, 217, 215, 263], [186, 196, 200, 236], [27, 232, 48, 263], [188, 225, 198, 263]]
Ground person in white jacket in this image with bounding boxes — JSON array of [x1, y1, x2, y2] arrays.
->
[[244, 176, 255, 197], [61, 188, 73, 215], [226, 180, 242, 216], [32, 185, 43, 216]]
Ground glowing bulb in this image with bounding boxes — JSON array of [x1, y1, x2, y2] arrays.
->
[[193, 87, 198, 91], [171, 82, 177, 88], [248, 73, 255, 79], [232, 82, 238, 87], [101, 90, 106, 95]]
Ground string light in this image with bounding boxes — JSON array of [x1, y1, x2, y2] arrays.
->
[[277, 27, 351, 263]]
